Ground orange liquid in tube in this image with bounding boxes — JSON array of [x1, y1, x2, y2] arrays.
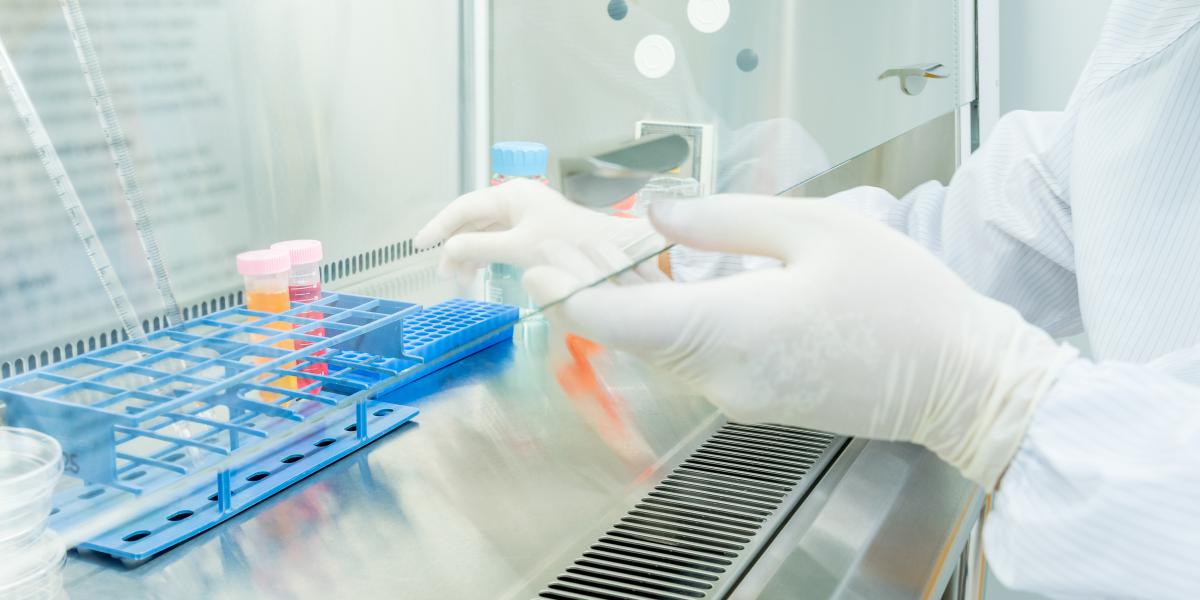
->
[[236, 249, 297, 399], [246, 290, 291, 313]]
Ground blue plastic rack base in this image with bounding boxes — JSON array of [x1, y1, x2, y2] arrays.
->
[[0, 294, 518, 563]]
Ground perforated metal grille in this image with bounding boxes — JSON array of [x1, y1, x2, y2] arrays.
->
[[539, 422, 843, 600], [0, 237, 438, 379]]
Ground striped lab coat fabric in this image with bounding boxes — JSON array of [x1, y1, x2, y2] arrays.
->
[[842, 1, 1200, 597], [676, 1, 1200, 596]]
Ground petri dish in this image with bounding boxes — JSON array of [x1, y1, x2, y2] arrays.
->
[[0, 530, 66, 598], [0, 428, 64, 548]]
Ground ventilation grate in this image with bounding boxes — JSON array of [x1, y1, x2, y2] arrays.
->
[[319, 238, 437, 286], [540, 422, 844, 600], [0, 237, 439, 379]]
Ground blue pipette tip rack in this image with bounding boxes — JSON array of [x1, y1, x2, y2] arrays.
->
[[0, 293, 518, 564]]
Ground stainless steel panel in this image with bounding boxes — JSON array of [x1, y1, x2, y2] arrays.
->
[[783, 111, 958, 200], [731, 440, 983, 600]]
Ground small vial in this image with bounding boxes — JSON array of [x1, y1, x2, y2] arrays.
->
[[236, 249, 296, 393], [487, 141, 549, 309], [237, 249, 292, 313], [271, 240, 327, 386], [271, 239, 323, 303]]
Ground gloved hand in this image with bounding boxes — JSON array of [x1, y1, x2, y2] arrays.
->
[[413, 178, 664, 280], [522, 195, 1079, 490]]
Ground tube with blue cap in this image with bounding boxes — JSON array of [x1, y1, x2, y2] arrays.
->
[[486, 141, 549, 309]]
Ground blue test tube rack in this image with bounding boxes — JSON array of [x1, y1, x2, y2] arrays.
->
[[0, 293, 518, 564]]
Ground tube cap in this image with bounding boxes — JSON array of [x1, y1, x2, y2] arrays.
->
[[236, 249, 290, 276], [270, 240, 323, 265], [491, 141, 548, 177]]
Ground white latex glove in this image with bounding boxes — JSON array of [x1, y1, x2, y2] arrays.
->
[[412, 178, 663, 280], [523, 195, 1079, 490]]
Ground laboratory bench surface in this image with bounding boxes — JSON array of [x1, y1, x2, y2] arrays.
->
[[59, 266, 983, 600]]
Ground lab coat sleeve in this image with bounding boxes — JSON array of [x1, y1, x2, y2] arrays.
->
[[827, 110, 1082, 337], [984, 349, 1200, 599], [673, 112, 1083, 337]]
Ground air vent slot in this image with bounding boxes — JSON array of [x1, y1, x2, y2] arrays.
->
[[539, 422, 844, 599], [0, 236, 439, 379]]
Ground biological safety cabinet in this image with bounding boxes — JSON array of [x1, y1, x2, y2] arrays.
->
[[0, 1, 988, 598]]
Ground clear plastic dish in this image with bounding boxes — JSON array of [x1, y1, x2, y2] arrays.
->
[[0, 428, 64, 548], [0, 530, 66, 600]]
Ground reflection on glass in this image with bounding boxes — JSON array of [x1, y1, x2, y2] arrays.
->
[[554, 334, 655, 466], [494, 0, 961, 196]]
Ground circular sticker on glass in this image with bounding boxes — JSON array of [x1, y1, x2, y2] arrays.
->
[[635, 34, 676, 79], [687, 0, 730, 33]]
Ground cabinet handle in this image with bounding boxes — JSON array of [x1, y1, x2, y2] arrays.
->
[[879, 63, 947, 96]]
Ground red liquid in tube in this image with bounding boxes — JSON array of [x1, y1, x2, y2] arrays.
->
[[271, 241, 327, 388]]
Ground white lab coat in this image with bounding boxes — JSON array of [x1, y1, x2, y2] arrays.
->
[[677, 0, 1200, 597], [839, 1, 1200, 597]]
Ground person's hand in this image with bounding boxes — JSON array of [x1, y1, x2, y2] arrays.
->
[[413, 178, 663, 280], [522, 195, 1079, 490]]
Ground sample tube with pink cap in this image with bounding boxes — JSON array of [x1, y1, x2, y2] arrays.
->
[[270, 240, 323, 303], [235, 248, 297, 392], [236, 249, 292, 313], [270, 240, 327, 384]]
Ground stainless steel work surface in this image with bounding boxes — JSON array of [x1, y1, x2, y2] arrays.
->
[[62, 330, 720, 599], [59, 264, 982, 600]]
